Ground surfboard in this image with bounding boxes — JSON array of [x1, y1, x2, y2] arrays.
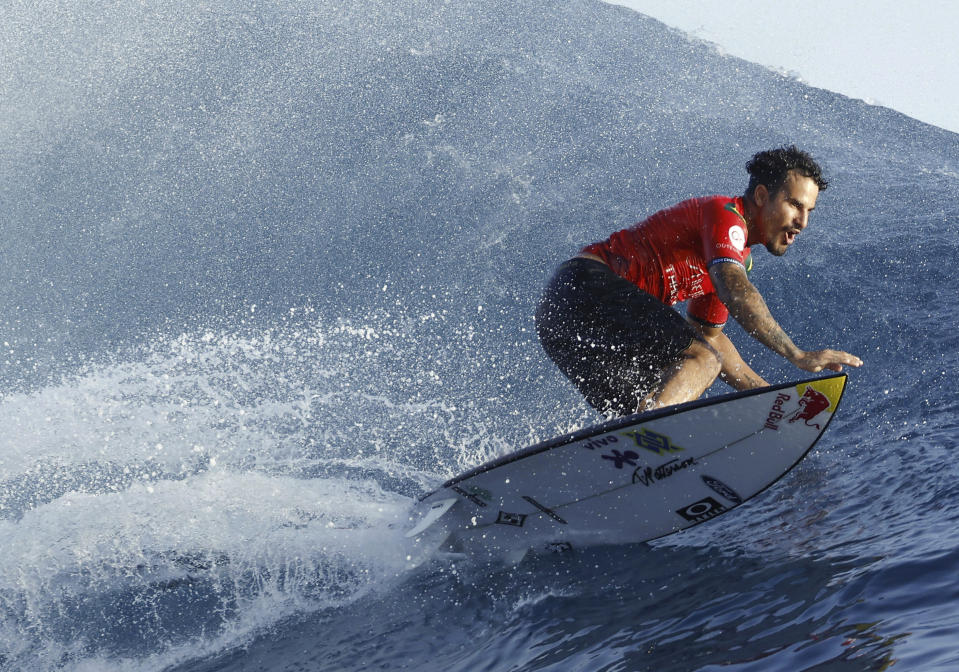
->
[[406, 373, 847, 559]]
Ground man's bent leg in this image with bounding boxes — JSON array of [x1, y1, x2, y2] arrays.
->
[[645, 340, 721, 411], [537, 258, 712, 417]]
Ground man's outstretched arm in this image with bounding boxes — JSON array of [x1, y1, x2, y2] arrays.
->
[[709, 262, 863, 373]]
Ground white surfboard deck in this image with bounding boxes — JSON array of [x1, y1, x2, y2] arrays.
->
[[407, 373, 847, 559]]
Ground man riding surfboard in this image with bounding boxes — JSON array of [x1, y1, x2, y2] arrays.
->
[[536, 146, 862, 417]]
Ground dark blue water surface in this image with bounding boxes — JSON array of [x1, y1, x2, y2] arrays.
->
[[2, 1, 958, 670]]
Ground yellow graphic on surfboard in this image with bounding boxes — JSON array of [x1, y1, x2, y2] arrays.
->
[[789, 376, 846, 429]]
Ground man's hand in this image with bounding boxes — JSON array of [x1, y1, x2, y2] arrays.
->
[[790, 349, 863, 373]]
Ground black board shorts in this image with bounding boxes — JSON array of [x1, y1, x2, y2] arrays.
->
[[535, 257, 698, 418]]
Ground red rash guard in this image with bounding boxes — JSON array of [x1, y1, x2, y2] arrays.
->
[[582, 195, 753, 327]]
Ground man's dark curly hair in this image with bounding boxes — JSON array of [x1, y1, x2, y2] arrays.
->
[[745, 145, 828, 199]]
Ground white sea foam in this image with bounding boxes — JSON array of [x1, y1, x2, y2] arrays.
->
[[0, 320, 490, 670]]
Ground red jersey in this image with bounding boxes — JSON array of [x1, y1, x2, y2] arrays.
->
[[582, 195, 752, 327]]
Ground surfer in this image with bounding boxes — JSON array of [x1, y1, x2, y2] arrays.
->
[[536, 145, 862, 417]]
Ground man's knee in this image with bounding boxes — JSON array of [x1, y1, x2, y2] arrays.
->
[[684, 339, 722, 378]]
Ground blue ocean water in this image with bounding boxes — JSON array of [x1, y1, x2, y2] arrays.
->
[[2, 0, 958, 670]]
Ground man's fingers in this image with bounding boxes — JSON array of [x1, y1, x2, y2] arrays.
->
[[797, 350, 862, 373], [834, 351, 863, 367]]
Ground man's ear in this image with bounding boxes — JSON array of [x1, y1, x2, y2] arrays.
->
[[753, 183, 769, 207]]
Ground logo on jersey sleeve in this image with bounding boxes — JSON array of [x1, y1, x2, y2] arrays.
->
[[728, 225, 746, 252]]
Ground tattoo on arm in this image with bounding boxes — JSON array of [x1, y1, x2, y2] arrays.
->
[[711, 263, 802, 361]]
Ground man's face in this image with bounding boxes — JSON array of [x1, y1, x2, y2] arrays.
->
[[753, 170, 820, 256]]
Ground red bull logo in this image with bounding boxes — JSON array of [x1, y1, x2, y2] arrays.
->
[[788, 386, 832, 429], [764, 392, 792, 430]]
